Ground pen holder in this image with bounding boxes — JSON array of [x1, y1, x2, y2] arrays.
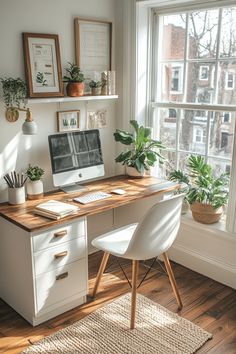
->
[[8, 187, 26, 205]]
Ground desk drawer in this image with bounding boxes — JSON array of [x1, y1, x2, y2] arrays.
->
[[32, 218, 86, 252], [33, 237, 86, 276], [35, 259, 87, 313]]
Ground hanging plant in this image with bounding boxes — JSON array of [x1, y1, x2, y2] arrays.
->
[[0, 77, 27, 108]]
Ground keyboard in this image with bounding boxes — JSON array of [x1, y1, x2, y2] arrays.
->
[[73, 191, 112, 204]]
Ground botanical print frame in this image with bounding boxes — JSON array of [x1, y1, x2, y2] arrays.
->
[[57, 110, 80, 132], [22, 33, 63, 98], [87, 109, 108, 129], [74, 18, 112, 79]]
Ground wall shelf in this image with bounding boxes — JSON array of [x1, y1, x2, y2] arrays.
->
[[27, 95, 118, 105]]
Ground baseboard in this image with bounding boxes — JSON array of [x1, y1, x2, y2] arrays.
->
[[168, 243, 236, 289]]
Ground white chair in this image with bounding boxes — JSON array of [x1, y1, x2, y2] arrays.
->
[[91, 193, 184, 329]]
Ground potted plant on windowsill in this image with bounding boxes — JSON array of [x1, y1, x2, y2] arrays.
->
[[114, 120, 164, 177], [63, 62, 85, 97], [26, 165, 45, 200], [89, 80, 102, 96], [169, 155, 229, 224]]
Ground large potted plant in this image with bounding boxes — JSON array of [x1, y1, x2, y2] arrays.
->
[[114, 120, 164, 177], [169, 155, 229, 224], [26, 165, 45, 200], [63, 62, 85, 97]]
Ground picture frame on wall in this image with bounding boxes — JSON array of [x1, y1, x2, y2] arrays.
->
[[22, 33, 64, 98], [87, 109, 108, 129], [57, 110, 80, 132], [74, 18, 112, 80]]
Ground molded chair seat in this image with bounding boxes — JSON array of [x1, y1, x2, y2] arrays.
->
[[91, 194, 184, 329], [92, 224, 138, 257]]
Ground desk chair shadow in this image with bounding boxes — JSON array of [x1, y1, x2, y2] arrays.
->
[[91, 194, 184, 329]]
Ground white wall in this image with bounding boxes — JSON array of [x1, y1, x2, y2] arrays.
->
[[0, 0, 118, 202]]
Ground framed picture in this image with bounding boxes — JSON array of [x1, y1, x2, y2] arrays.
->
[[74, 18, 112, 79], [57, 110, 80, 132], [22, 33, 64, 98], [87, 109, 108, 129]]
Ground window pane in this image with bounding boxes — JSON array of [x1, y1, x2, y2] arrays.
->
[[209, 111, 235, 159], [208, 158, 231, 177], [188, 9, 219, 59], [158, 150, 176, 178], [179, 110, 207, 154], [220, 8, 236, 58], [161, 14, 186, 60], [218, 61, 236, 104], [159, 109, 177, 149], [187, 62, 215, 103], [161, 63, 184, 102]]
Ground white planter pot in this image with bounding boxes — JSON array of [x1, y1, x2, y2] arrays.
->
[[8, 187, 25, 205], [126, 166, 145, 178], [27, 180, 44, 200]]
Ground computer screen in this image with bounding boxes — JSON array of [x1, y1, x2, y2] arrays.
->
[[48, 130, 105, 192]]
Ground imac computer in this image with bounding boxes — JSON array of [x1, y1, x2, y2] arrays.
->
[[48, 129, 105, 193]]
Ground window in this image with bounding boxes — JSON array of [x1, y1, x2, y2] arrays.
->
[[199, 66, 209, 80], [153, 7, 235, 182], [194, 127, 206, 144], [225, 71, 235, 90], [222, 112, 231, 123], [171, 65, 183, 92]]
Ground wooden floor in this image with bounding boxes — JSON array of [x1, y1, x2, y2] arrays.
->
[[0, 252, 236, 354]]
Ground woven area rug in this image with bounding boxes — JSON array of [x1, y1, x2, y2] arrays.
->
[[22, 294, 212, 354]]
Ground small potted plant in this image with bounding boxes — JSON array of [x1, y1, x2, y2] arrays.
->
[[89, 80, 102, 95], [169, 155, 229, 224], [63, 62, 85, 97], [0, 77, 27, 121], [114, 120, 164, 177], [26, 165, 45, 200]]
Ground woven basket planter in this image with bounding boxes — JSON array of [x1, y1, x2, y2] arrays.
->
[[190, 202, 223, 224]]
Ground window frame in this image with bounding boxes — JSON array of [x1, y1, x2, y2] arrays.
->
[[148, 2, 236, 233]]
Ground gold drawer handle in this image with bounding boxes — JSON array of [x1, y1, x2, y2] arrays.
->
[[54, 230, 67, 238], [56, 272, 68, 281], [54, 251, 68, 259]]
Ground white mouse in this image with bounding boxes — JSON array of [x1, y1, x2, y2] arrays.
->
[[111, 189, 126, 195]]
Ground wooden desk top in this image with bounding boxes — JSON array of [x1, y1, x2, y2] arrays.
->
[[0, 175, 178, 232]]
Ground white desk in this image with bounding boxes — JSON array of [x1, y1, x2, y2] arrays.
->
[[0, 175, 177, 325]]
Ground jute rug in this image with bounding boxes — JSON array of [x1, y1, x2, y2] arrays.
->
[[22, 294, 212, 354]]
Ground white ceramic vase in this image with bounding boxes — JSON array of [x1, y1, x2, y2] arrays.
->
[[27, 180, 44, 200], [126, 166, 145, 178], [8, 187, 25, 205]]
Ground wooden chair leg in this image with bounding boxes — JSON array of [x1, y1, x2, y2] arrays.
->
[[163, 252, 183, 310], [92, 252, 110, 298], [130, 260, 139, 329]]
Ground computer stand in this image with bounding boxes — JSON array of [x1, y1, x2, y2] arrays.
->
[[60, 183, 88, 194]]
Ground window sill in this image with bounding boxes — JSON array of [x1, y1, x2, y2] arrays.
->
[[181, 211, 236, 241]]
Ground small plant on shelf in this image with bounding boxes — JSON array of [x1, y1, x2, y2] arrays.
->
[[114, 120, 164, 177], [169, 155, 229, 224], [89, 80, 102, 96], [26, 165, 45, 200], [63, 62, 85, 97]]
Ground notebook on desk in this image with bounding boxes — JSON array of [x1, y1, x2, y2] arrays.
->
[[34, 200, 80, 220]]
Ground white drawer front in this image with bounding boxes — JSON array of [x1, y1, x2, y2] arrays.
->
[[34, 237, 86, 276], [35, 259, 87, 313], [33, 218, 86, 252]]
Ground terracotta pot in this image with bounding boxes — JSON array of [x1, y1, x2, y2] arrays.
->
[[190, 202, 223, 224], [66, 82, 84, 97], [27, 180, 44, 200]]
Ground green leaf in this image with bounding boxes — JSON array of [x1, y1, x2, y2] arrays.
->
[[113, 130, 134, 145], [115, 150, 132, 163]]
